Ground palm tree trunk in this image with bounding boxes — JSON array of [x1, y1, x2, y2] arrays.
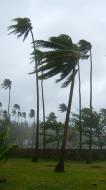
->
[[88, 49, 93, 163], [55, 68, 75, 172], [8, 88, 11, 120], [41, 79, 46, 151], [30, 30, 39, 161], [32, 116, 35, 148], [78, 60, 82, 158]]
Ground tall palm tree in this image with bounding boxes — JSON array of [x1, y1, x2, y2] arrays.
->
[[13, 104, 20, 123], [22, 112, 27, 144], [17, 111, 22, 145], [41, 78, 46, 151], [75, 59, 83, 156], [32, 34, 80, 171], [33, 34, 90, 171], [8, 18, 39, 161], [1, 79, 12, 118], [78, 40, 92, 162], [31, 49, 46, 151], [29, 109, 35, 148]]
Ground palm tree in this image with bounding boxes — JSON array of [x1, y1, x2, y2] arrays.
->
[[33, 34, 90, 171], [12, 109, 16, 122], [1, 79, 12, 119], [22, 112, 27, 143], [32, 34, 80, 171], [13, 104, 20, 123], [77, 60, 82, 154], [8, 18, 39, 161], [78, 40, 92, 162], [29, 109, 35, 148], [31, 49, 46, 151], [59, 103, 67, 113], [41, 78, 46, 151], [16, 111, 21, 145]]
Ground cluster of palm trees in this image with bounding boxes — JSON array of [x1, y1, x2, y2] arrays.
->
[[8, 17, 93, 171]]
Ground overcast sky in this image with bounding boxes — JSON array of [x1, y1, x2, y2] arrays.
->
[[0, 0, 106, 122]]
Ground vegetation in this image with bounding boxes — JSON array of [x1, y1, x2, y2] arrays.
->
[[0, 159, 106, 190], [0, 15, 105, 190]]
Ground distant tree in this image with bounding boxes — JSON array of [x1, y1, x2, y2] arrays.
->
[[29, 109, 35, 148], [1, 79, 12, 118], [22, 112, 27, 142], [0, 102, 2, 120], [12, 109, 16, 122], [13, 104, 20, 124], [2, 110, 8, 122], [59, 103, 67, 113]]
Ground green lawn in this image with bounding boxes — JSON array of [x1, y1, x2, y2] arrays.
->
[[0, 159, 106, 190]]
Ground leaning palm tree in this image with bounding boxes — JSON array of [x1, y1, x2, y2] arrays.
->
[[32, 34, 81, 171], [29, 109, 35, 148], [33, 34, 89, 171], [1, 79, 12, 118], [8, 18, 39, 161]]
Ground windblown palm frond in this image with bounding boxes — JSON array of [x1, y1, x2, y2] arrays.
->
[[29, 109, 35, 118], [30, 34, 80, 87], [1, 79, 12, 90], [35, 34, 73, 50], [8, 18, 32, 41], [59, 103, 68, 112], [22, 112, 26, 119]]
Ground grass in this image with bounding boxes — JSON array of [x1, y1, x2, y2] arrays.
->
[[0, 159, 106, 190]]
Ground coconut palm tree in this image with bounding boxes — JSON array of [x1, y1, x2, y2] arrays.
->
[[32, 34, 81, 171], [22, 112, 27, 144], [33, 34, 90, 171], [1, 79, 12, 119], [13, 104, 20, 123], [78, 40, 92, 162], [31, 49, 46, 151], [29, 109, 35, 148], [8, 18, 39, 161]]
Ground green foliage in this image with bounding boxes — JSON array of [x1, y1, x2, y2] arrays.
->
[[1, 79, 12, 90], [0, 126, 16, 162], [31, 34, 79, 87], [8, 18, 32, 41], [58, 103, 67, 112], [29, 109, 35, 118]]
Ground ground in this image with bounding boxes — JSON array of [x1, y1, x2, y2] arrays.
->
[[0, 159, 106, 190]]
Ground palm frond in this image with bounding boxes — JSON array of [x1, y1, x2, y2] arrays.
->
[[8, 17, 32, 41]]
